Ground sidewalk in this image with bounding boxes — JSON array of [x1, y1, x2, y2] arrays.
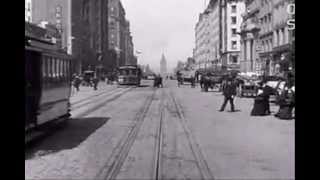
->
[[70, 82, 118, 105]]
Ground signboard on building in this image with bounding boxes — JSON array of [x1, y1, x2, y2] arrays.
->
[[256, 44, 262, 52]]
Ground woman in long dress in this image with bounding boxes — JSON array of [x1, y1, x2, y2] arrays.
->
[[251, 87, 269, 116], [274, 85, 295, 120]]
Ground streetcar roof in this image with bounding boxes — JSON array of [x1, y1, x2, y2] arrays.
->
[[118, 66, 138, 70]]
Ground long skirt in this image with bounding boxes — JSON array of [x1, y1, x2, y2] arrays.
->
[[251, 98, 268, 116], [275, 105, 294, 120]]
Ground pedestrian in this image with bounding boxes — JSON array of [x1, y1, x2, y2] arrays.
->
[[73, 75, 81, 92], [153, 75, 159, 88], [274, 83, 295, 120], [250, 85, 269, 116], [159, 75, 163, 88], [219, 77, 237, 112], [190, 76, 195, 88], [92, 76, 99, 90]]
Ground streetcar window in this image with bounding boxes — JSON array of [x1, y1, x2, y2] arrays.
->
[[66, 61, 69, 81], [52, 58, 55, 79], [65, 60, 68, 81], [48, 57, 52, 78], [43, 56, 48, 87], [55, 58, 58, 79], [55, 58, 59, 81], [42, 56, 46, 78], [58, 58, 62, 81], [60, 59, 63, 79], [62, 60, 65, 81], [56, 58, 60, 80]]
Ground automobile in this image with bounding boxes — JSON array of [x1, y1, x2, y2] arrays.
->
[[266, 80, 286, 103], [147, 75, 155, 80], [240, 81, 258, 97]]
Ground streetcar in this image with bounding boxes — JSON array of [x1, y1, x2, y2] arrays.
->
[[117, 65, 142, 86], [25, 23, 72, 143]]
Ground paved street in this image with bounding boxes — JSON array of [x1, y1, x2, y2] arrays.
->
[[25, 80, 294, 179]]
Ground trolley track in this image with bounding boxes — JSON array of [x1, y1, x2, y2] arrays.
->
[[95, 87, 214, 180], [95, 88, 157, 180], [72, 87, 134, 118], [71, 87, 119, 107], [71, 87, 132, 111], [153, 89, 165, 180], [165, 88, 215, 180]]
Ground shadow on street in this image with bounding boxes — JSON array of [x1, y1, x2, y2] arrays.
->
[[25, 117, 109, 160]]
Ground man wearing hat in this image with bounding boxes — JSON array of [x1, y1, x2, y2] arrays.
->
[[219, 76, 237, 112]]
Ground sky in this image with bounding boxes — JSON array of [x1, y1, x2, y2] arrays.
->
[[121, 0, 207, 73]]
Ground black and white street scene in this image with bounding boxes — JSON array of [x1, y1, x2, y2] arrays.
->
[[25, 0, 295, 179]]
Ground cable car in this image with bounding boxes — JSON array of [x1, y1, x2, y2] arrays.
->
[[117, 65, 141, 86], [25, 23, 72, 143]]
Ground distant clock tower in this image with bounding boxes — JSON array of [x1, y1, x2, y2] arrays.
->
[[160, 53, 167, 77]]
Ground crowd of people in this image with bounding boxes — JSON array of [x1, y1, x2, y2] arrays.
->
[[71, 74, 100, 93], [216, 73, 295, 120], [175, 70, 295, 120]]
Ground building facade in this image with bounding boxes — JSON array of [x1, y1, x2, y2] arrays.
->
[[257, 0, 273, 76], [108, 0, 135, 67], [240, 0, 294, 76], [208, 0, 221, 69], [221, 0, 246, 71], [32, 0, 72, 54], [160, 54, 167, 77], [124, 20, 135, 65], [271, 0, 293, 76], [195, 11, 210, 69], [194, 0, 221, 70], [25, 0, 32, 22], [240, 0, 261, 74], [72, 0, 109, 75]]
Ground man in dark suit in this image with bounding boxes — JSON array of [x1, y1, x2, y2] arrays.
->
[[219, 78, 237, 112]]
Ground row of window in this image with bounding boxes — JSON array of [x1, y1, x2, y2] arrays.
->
[[231, 41, 237, 49], [42, 55, 71, 87], [119, 69, 138, 76], [260, 13, 272, 33], [231, 16, 237, 24]]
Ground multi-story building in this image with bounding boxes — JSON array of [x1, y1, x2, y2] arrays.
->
[[257, 0, 273, 75], [271, 0, 293, 76], [221, 0, 246, 71], [160, 54, 167, 77], [195, 11, 210, 69], [195, 0, 221, 70], [72, 0, 109, 74], [123, 20, 135, 65], [25, 0, 32, 22], [32, 0, 72, 55], [207, 0, 221, 69], [126, 34, 135, 65], [239, 0, 261, 74], [108, 0, 133, 67], [240, 0, 294, 76]]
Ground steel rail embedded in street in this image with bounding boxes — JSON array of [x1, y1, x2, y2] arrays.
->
[[73, 87, 134, 118], [71, 87, 131, 110], [153, 89, 165, 180], [168, 88, 215, 180], [95, 89, 157, 180], [71, 87, 119, 107]]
